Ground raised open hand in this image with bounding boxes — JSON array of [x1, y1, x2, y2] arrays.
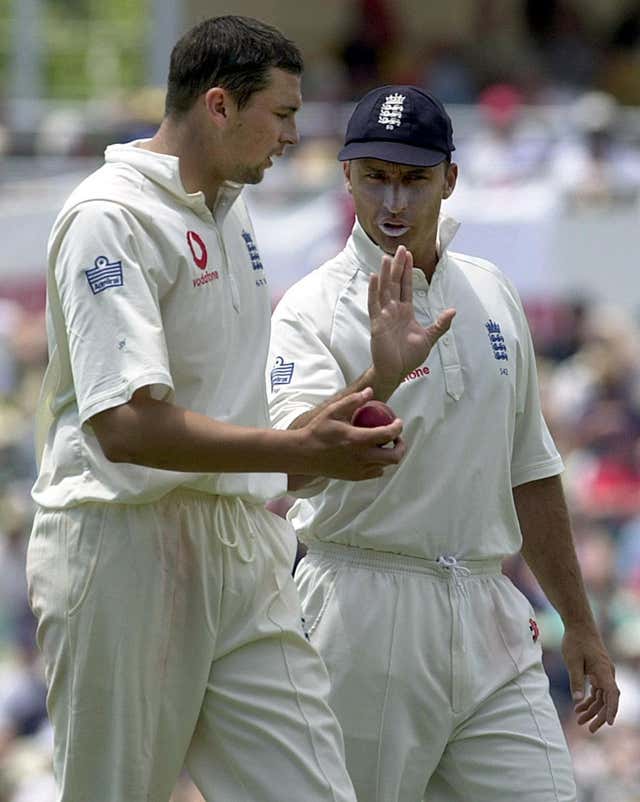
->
[[368, 245, 455, 391]]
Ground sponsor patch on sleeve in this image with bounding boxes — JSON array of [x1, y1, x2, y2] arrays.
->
[[270, 356, 295, 390], [85, 255, 124, 294]]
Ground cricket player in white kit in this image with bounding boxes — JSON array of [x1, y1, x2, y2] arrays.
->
[[268, 86, 620, 802], [26, 20, 407, 802]]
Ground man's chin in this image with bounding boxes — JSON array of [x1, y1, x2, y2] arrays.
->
[[234, 166, 266, 185], [378, 231, 411, 253]]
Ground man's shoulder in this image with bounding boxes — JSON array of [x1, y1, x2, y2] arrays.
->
[[447, 249, 505, 280], [446, 249, 525, 320], [277, 249, 362, 314], [53, 163, 149, 229]]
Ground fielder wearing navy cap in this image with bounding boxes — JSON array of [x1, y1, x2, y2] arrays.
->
[[338, 85, 455, 167]]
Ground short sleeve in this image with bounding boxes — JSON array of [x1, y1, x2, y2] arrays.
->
[[268, 289, 347, 431], [54, 201, 174, 425], [510, 289, 564, 487]]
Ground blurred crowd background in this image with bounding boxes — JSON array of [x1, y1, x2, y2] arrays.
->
[[1, 1, 640, 800]]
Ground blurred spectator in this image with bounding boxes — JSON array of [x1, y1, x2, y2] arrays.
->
[[420, 41, 477, 104], [339, 0, 399, 98], [459, 82, 551, 186], [603, 0, 640, 105], [544, 304, 640, 521], [551, 90, 640, 208], [523, 0, 600, 93]]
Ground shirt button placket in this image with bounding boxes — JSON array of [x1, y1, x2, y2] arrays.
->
[[431, 278, 464, 401]]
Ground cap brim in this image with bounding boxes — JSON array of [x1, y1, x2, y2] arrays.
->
[[337, 141, 449, 167]]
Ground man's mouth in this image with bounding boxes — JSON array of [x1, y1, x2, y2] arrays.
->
[[378, 221, 410, 237]]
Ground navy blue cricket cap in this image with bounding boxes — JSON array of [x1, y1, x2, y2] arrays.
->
[[338, 85, 455, 167]]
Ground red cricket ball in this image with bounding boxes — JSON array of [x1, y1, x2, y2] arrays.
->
[[351, 400, 396, 428]]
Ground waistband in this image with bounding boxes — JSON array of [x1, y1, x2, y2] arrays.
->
[[306, 541, 503, 578]]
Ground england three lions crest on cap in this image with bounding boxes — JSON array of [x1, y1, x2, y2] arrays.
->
[[378, 93, 405, 130], [270, 356, 294, 391], [85, 255, 123, 295], [485, 320, 508, 361]]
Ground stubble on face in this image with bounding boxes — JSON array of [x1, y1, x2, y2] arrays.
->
[[224, 69, 301, 186]]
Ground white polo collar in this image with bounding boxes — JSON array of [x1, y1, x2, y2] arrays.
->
[[346, 213, 461, 278], [104, 140, 242, 223]]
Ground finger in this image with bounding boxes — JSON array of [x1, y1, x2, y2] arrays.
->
[[378, 254, 393, 305], [371, 418, 404, 447], [576, 695, 602, 724], [355, 466, 385, 481], [353, 419, 404, 449], [574, 691, 597, 714], [389, 245, 407, 301], [566, 656, 586, 704], [326, 388, 374, 422], [368, 273, 381, 320], [586, 668, 620, 725], [399, 249, 414, 303], [606, 687, 620, 725], [588, 705, 609, 734]]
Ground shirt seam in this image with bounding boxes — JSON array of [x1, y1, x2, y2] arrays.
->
[[328, 263, 364, 351], [511, 457, 563, 487]]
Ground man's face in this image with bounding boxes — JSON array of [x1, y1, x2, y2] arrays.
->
[[224, 67, 301, 185], [344, 158, 457, 268]]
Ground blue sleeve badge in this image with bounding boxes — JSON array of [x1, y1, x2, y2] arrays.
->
[[270, 356, 295, 390], [85, 255, 124, 294]]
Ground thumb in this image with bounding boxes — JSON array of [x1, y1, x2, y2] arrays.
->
[[567, 658, 586, 702], [325, 388, 374, 423], [426, 308, 456, 343]]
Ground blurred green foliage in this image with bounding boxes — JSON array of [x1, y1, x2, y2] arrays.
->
[[0, 0, 149, 99]]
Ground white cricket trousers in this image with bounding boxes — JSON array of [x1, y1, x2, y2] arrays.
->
[[26, 491, 357, 802], [296, 541, 577, 802]]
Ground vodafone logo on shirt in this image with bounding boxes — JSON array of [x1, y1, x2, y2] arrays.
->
[[187, 230, 219, 288], [187, 230, 208, 269]]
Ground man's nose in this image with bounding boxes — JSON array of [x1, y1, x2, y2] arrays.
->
[[282, 120, 300, 146], [383, 183, 408, 213]]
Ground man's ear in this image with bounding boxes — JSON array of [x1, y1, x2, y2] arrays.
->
[[203, 87, 232, 128], [343, 161, 352, 193], [442, 162, 458, 199]]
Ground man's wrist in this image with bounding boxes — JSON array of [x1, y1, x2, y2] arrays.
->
[[366, 366, 400, 402]]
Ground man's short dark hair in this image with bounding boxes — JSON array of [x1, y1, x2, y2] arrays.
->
[[165, 15, 304, 117]]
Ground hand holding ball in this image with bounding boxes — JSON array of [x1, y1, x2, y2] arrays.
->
[[351, 400, 396, 428], [351, 400, 398, 447]]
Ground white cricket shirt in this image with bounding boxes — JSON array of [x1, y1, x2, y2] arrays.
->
[[33, 141, 286, 508], [268, 216, 563, 560]]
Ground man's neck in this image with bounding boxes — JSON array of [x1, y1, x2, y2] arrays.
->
[[141, 117, 224, 210], [413, 246, 439, 282]]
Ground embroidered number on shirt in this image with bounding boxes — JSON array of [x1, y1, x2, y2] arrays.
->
[[85, 255, 124, 294], [271, 356, 295, 390]]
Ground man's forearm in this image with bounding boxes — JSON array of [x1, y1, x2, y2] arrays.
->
[[90, 386, 403, 482], [513, 475, 597, 630], [91, 392, 308, 474]]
